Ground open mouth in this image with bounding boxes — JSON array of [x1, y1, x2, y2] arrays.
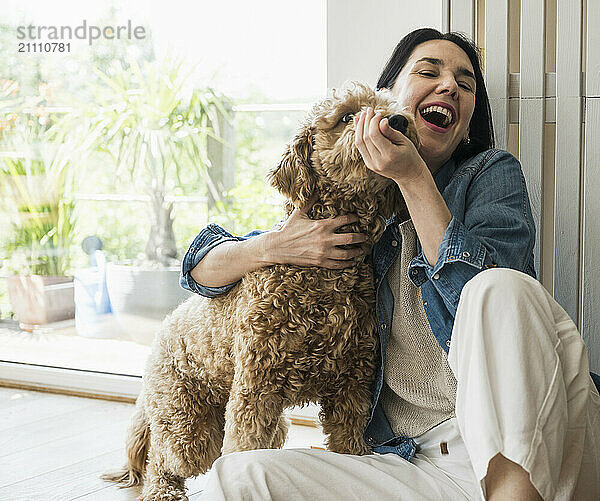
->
[[419, 105, 454, 129]]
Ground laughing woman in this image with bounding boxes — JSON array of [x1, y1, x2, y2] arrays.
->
[[181, 28, 600, 500]]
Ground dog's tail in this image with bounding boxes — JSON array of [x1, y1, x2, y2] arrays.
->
[[100, 401, 150, 488]]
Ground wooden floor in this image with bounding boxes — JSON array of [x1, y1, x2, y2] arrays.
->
[[0, 386, 326, 500]]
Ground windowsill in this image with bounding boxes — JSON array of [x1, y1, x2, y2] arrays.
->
[[0, 317, 322, 426], [0, 317, 150, 376]]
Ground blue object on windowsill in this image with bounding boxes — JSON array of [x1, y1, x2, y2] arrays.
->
[[74, 236, 112, 337]]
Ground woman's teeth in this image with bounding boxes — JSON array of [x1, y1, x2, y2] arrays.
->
[[420, 105, 453, 127]]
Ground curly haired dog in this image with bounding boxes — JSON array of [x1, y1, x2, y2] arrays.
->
[[102, 82, 418, 500]]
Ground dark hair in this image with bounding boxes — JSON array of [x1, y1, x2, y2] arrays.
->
[[377, 28, 494, 163]]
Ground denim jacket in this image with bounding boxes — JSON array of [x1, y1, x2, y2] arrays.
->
[[180, 148, 545, 460]]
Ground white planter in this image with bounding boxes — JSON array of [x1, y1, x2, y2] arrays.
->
[[7, 275, 75, 332], [105, 263, 192, 346]]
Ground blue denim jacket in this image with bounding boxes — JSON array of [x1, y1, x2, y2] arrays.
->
[[180, 148, 541, 460]]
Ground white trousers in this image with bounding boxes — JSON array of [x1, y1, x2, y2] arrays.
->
[[199, 268, 600, 501]]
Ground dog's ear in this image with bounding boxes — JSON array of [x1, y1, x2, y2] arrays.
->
[[268, 125, 316, 206]]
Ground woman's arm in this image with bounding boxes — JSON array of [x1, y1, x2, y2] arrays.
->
[[190, 232, 275, 287], [394, 164, 452, 267], [190, 200, 368, 289], [409, 149, 536, 316], [354, 108, 535, 289], [354, 108, 452, 266]]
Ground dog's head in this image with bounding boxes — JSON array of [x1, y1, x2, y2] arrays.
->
[[268, 82, 419, 217]]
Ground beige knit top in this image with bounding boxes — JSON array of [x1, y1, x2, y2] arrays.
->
[[379, 218, 457, 438]]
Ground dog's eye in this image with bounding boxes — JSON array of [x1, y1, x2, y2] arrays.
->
[[339, 112, 354, 124]]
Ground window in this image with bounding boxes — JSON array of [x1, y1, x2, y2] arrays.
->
[[0, 0, 326, 392]]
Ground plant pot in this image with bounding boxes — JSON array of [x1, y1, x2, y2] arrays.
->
[[7, 275, 75, 332], [105, 263, 192, 346]]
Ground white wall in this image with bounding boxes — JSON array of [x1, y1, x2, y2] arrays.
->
[[326, 0, 444, 89]]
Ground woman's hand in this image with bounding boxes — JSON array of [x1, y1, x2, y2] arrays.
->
[[354, 106, 427, 186], [267, 196, 368, 269]]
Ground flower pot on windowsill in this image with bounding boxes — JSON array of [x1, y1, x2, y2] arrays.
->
[[7, 275, 75, 332]]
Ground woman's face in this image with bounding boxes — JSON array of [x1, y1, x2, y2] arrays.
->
[[391, 39, 476, 172]]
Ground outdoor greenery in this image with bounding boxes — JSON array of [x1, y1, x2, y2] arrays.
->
[[0, 11, 316, 319], [207, 110, 292, 235], [50, 54, 232, 267], [0, 80, 77, 276]]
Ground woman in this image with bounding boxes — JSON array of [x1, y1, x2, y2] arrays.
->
[[181, 29, 600, 500]]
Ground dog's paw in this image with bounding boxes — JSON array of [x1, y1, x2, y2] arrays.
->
[[140, 488, 189, 501], [140, 475, 188, 501]]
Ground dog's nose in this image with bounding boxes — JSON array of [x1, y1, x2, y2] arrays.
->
[[387, 114, 409, 135]]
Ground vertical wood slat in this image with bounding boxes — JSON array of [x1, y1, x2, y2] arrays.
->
[[442, 0, 450, 32], [554, 0, 582, 325], [518, 0, 545, 277], [484, 0, 509, 150], [582, 1, 600, 373], [450, 0, 475, 40]]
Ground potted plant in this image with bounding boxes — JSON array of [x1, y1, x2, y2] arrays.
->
[[54, 56, 232, 343], [0, 81, 78, 331]]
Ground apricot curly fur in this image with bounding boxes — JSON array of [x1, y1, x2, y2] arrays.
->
[[102, 82, 419, 500]]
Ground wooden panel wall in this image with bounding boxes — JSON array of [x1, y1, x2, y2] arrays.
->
[[455, 0, 599, 371], [582, 0, 600, 371]]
